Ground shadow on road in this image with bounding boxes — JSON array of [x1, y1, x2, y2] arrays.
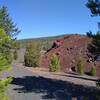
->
[[11, 76, 100, 100]]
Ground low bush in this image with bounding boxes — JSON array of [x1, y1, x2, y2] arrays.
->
[[49, 54, 60, 72], [24, 43, 41, 67], [0, 77, 13, 100], [90, 66, 96, 76], [77, 58, 85, 75]]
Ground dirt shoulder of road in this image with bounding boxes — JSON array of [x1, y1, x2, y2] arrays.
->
[[16, 63, 99, 88]]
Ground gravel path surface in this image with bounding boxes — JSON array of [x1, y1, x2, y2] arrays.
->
[[25, 66, 98, 87], [2, 63, 100, 100]]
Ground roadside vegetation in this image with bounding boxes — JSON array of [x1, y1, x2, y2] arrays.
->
[[86, 0, 100, 77], [0, 29, 13, 100], [90, 65, 96, 76], [86, 0, 100, 88], [49, 54, 60, 72], [0, 6, 20, 100], [77, 58, 85, 75], [24, 43, 41, 67]]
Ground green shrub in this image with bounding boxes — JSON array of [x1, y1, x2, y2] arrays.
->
[[49, 54, 60, 72], [77, 58, 85, 75], [0, 28, 13, 100], [90, 66, 96, 76], [24, 43, 41, 67], [0, 77, 13, 100]]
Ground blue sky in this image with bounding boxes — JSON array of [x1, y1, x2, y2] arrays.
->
[[0, 0, 99, 39]]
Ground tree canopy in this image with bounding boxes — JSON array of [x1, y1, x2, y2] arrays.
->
[[86, 0, 100, 16], [0, 6, 20, 37]]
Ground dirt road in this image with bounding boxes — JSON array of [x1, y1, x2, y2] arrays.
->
[[3, 63, 100, 100]]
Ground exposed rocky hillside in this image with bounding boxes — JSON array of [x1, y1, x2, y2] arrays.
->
[[41, 34, 100, 77]]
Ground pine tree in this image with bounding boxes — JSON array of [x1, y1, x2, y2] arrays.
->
[[0, 6, 20, 37], [0, 6, 19, 100], [0, 28, 13, 100], [86, 0, 100, 16], [0, 5, 21, 63], [86, 0, 100, 55]]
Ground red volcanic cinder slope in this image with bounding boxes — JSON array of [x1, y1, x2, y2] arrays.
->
[[41, 34, 100, 77]]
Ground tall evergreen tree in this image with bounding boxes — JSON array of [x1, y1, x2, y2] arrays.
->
[[0, 6, 20, 100], [0, 6, 20, 37], [86, 0, 100, 55], [89, 31, 100, 55]]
